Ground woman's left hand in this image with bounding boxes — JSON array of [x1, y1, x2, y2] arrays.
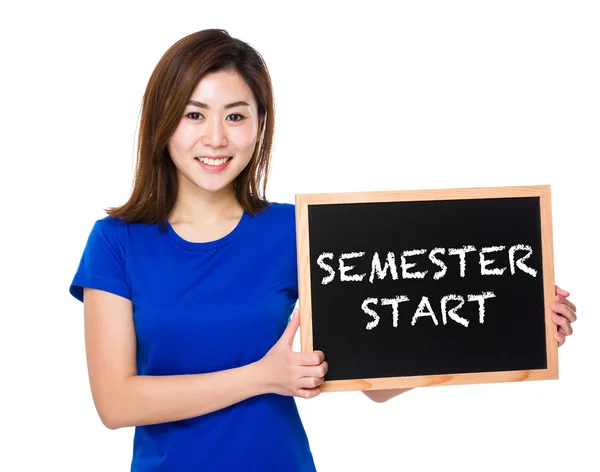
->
[[551, 285, 577, 346]]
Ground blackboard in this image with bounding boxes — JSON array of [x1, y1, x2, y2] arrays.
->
[[295, 186, 557, 392]]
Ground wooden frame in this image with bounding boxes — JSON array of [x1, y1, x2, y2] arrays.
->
[[295, 185, 557, 392]]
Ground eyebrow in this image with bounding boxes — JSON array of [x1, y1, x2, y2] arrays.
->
[[187, 99, 251, 109]]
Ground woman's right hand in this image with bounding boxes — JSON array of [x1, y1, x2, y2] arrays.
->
[[257, 307, 328, 399]]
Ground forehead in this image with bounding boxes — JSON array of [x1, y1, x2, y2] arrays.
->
[[189, 69, 256, 107]]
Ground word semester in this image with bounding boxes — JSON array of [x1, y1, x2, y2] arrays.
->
[[315, 245, 537, 330], [316, 244, 537, 284]]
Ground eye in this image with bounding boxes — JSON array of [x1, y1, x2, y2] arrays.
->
[[227, 113, 245, 122], [186, 112, 204, 120]]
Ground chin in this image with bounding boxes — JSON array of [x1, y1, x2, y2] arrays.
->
[[196, 180, 236, 194], [178, 167, 241, 195]]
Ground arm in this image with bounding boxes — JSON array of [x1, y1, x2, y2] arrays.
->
[[84, 288, 267, 429], [84, 289, 326, 430], [362, 388, 413, 403]]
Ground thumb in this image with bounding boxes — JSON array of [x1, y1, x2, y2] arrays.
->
[[280, 307, 301, 346]]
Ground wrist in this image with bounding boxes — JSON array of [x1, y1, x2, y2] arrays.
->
[[246, 359, 271, 396]]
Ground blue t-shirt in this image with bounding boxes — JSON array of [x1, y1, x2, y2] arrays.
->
[[69, 202, 317, 471]]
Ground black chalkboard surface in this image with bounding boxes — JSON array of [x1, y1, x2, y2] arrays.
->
[[295, 186, 557, 392]]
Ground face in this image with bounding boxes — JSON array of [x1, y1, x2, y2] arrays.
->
[[167, 69, 262, 197]]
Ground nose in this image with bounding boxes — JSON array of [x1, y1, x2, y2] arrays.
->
[[201, 116, 227, 147]]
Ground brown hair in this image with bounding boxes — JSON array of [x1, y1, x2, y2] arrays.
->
[[106, 29, 275, 229]]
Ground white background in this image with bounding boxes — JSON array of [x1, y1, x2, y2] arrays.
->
[[2, 1, 598, 471]]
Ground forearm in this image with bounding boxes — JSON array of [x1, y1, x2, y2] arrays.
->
[[98, 361, 267, 429], [362, 387, 413, 403]]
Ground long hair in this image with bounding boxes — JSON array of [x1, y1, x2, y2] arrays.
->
[[106, 29, 275, 229]]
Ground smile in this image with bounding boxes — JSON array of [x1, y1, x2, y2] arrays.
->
[[196, 156, 232, 166], [194, 156, 233, 173]]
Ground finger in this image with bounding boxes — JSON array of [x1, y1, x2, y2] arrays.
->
[[558, 324, 572, 336], [299, 361, 328, 379], [554, 331, 566, 346], [296, 387, 321, 399], [551, 302, 577, 323], [295, 350, 325, 366], [556, 294, 577, 313], [281, 308, 301, 346], [297, 376, 324, 389], [552, 313, 573, 336], [555, 285, 570, 297]]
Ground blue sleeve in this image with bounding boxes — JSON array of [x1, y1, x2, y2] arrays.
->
[[69, 217, 131, 303], [277, 202, 299, 303], [290, 205, 299, 301]]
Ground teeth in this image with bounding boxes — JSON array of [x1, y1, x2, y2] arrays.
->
[[198, 157, 230, 166]]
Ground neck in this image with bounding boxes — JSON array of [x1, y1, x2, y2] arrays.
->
[[169, 182, 242, 226]]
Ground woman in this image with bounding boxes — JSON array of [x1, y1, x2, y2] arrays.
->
[[69, 29, 577, 471]]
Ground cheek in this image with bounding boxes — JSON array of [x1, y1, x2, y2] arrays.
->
[[229, 127, 258, 152], [170, 125, 196, 151]]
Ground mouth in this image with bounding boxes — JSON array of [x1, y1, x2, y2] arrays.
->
[[195, 156, 233, 166], [194, 156, 233, 172]]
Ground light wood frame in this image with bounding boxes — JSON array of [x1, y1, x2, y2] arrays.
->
[[295, 185, 557, 392]]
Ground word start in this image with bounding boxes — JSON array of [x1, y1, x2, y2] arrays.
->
[[316, 244, 537, 330]]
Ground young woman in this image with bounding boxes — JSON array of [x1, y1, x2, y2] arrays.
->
[[69, 29, 577, 471]]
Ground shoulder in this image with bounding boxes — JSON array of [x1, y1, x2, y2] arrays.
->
[[252, 201, 296, 229], [246, 202, 297, 247], [90, 215, 128, 235], [93, 215, 127, 229], [87, 215, 129, 251], [70, 216, 132, 303], [263, 201, 295, 217]]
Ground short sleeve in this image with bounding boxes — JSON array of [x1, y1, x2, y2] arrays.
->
[[69, 216, 131, 303], [278, 203, 299, 302], [290, 206, 299, 301]]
